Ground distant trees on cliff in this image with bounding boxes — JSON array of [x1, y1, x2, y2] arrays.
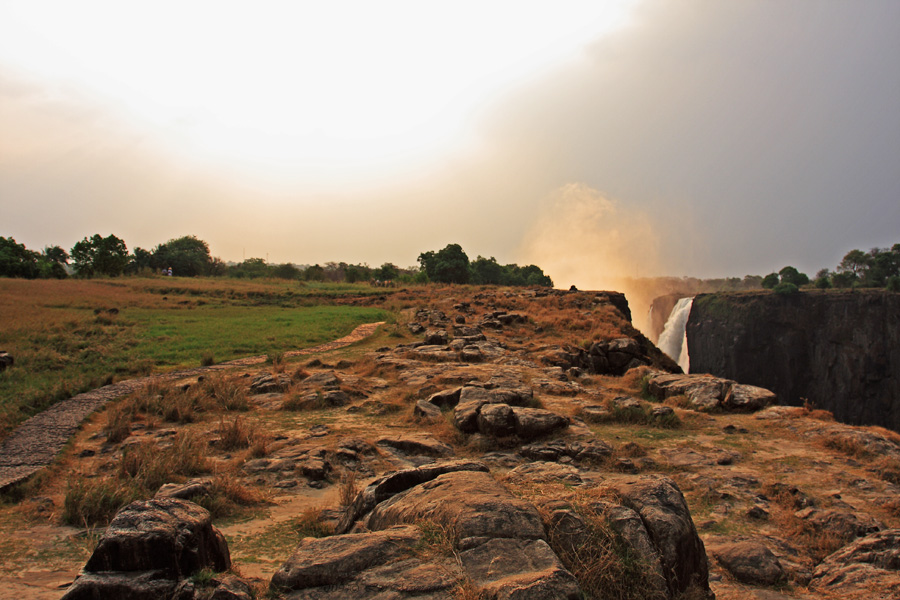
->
[[418, 243, 554, 287], [815, 245, 900, 290]]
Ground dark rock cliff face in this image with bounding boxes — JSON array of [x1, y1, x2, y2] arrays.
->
[[687, 291, 900, 432]]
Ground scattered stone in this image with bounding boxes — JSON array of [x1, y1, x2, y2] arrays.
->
[[377, 434, 454, 458], [505, 462, 583, 485], [794, 507, 882, 544], [249, 372, 292, 395], [155, 478, 213, 500], [336, 460, 490, 534]]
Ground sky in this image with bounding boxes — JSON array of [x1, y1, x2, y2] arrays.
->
[[2, 0, 899, 287]]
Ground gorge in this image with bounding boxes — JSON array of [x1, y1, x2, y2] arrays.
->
[[678, 290, 900, 432]]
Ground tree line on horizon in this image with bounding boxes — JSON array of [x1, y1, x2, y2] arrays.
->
[[0, 235, 554, 287], [759, 244, 900, 294]]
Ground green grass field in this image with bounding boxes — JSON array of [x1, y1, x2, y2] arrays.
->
[[0, 277, 391, 439]]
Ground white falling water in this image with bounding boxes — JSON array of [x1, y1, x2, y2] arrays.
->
[[657, 297, 694, 372]]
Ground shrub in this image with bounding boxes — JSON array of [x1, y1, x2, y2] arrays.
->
[[761, 273, 780, 289], [118, 430, 209, 492], [104, 404, 133, 443], [292, 507, 333, 538], [218, 416, 253, 450], [888, 276, 900, 292], [195, 474, 266, 519], [338, 470, 358, 507], [63, 478, 139, 526], [203, 376, 249, 411], [773, 282, 799, 295], [200, 352, 215, 366], [814, 277, 831, 289], [544, 503, 661, 600]]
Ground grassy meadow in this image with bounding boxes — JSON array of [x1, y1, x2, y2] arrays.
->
[[0, 277, 391, 439]]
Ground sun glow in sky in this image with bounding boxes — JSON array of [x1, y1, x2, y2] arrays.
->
[[2, 1, 898, 281], [0, 1, 636, 186]]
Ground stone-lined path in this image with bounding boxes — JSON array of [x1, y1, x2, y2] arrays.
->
[[0, 322, 384, 491]]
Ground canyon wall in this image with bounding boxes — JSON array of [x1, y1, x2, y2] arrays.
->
[[687, 291, 900, 432]]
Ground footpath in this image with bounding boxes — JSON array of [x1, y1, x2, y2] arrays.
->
[[0, 322, 384, 491]]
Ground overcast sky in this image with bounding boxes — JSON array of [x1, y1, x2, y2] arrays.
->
[[1, 0, 898, 287]]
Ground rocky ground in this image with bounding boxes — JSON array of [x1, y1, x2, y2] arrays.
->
[[0, 286, 898, 599]]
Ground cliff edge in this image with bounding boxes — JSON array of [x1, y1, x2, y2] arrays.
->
[[687, 290, 900, 432]]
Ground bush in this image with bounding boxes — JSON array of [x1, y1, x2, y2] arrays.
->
[[888, 276, 900, 292], [63, 478, 139, 526], [814, 277, 831, 289], [773, 282, 799, 295], [761, 273, 780, 289]]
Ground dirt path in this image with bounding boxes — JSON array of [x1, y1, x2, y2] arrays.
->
[[0, 322, 384, 492]]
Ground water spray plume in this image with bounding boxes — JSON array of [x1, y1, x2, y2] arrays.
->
[[520, 183, 662, 331]]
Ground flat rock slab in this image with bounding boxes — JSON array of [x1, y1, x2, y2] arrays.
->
[[362, 470, 546, 548], [459, 538, 581, 600]]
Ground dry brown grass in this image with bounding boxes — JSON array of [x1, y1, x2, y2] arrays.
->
[[217, 416, 255, 451], [541, 500, 663, 600], [337, 469, 359, 507], [103, 403, 133, 443]]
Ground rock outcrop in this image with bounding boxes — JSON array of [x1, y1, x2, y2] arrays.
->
[[687, 291, 900, 431], [62, 498, 234, 599], [647, 373, 776, 412]]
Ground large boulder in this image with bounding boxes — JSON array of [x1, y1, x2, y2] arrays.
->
[[709, 541, 786, 585], [647, 373, 776, 413], [62, 498, 231, 599], [603, 476, 711, 597]]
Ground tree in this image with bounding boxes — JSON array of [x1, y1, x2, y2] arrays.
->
[[837, 249, 869, 280], [70, 234, 129, 277], [778, 266, 809, 287], [831, 272, 855, 288], [344, 264, 371, 283], [0, 237, 39, 278], [303, 264, 326, 281], [418, 244, 470, 284], [228, 257, 269, 278], [129, 247, 153, 274], [761, 273, 780, 289], [38, 246, 68, 279], [151, 236, 212, 277], [372, 262, 399, 281], [271, 263, 300, 280], [469, 256, 504, 285]]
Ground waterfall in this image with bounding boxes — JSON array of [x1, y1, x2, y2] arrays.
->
[[657, 296, 694, 372]]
